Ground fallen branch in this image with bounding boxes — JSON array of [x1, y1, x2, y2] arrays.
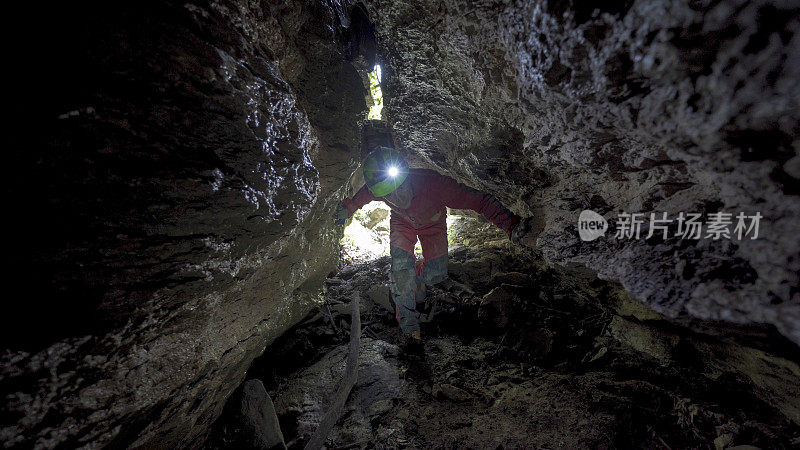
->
[[330, 439, 372, 450], [321, 300, 340, 335], [363, 326, 380, 340], [304, 292, 361, 450]]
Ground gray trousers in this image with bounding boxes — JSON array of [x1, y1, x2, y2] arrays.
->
[[390, 246, 448, 334]]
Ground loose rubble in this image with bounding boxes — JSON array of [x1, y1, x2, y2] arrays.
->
[[209, 218, 800, 448]]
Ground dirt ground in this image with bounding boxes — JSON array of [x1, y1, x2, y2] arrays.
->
[[208, 232, 799, 449]]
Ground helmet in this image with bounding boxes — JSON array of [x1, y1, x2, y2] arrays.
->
[[363, 146, 409, 197]]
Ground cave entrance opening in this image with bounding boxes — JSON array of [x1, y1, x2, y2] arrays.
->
[[339, 203, 478, 265], [340, 201, 391, 263], [367, 64, 383, 119]]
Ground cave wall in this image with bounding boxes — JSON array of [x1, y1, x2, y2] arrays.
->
[[2, 0, 799, 446], [362, 0, 800, 345], [2, 1, 365, 447]]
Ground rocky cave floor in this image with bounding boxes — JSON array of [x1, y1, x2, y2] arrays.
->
[[208, 239, 799, 449]]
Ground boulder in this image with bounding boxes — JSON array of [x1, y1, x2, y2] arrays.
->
[[1, 1, 366, 447], [238, 380, 286, 450], [478, 287, 517, 329], [363, 0, 800, 346], [273, 339, 404, 444]]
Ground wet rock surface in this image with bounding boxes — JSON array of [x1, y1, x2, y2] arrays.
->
[[3, 1, 365, 447], [3, 0, 799, 447], [362, 0, 800, 345], [212, 220, 800, 448], [229, 380, 285, 450]]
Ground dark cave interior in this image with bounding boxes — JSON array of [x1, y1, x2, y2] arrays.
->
[[2, 0, 799, 449]]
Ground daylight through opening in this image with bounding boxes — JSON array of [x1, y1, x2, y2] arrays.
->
[[367, 65, 383, 120]]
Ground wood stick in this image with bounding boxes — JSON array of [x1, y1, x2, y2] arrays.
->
[[304, 293, 361, 450], [322, 301, 340, 335]]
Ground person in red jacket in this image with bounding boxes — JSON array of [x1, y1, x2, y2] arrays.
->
[[334, 146, 534, 347]]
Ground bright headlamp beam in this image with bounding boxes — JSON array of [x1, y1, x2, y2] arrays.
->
[[387, 166, 399, 177]]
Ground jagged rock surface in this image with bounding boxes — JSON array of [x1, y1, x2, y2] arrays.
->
[[2, 1, 365, 448], [230, 231, 799, 448], [363, 0, 800, 344], [3, 0, 800, 448]]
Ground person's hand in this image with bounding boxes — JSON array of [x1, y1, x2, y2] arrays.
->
[[333, 201, 349, 225], [511, 216, 545, 248]]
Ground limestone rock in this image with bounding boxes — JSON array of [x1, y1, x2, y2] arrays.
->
[[715, 434, 734, 450], [5, 0, 800, 447], [367, 284, 394, 313], [239, 380, 286, 450], [273, 338, 403, 444], [478, 286, 517, 329], [362, 205, 390, 229], [362, 0, 800, 345], [610, 316, 680, 363], [433, 383, 472, 402], [2, 1, 366, 447], [692, 339, 800, 424]]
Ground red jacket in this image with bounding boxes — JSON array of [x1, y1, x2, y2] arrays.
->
[[343, 169, 520, 236]]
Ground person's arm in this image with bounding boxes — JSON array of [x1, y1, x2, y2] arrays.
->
[[437, 175, 520, 235], [342, 184, 377, 216]]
